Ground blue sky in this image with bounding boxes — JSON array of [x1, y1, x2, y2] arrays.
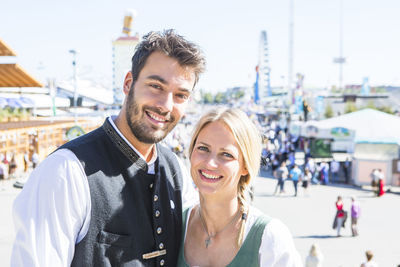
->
[[1, 0, 399, 92]]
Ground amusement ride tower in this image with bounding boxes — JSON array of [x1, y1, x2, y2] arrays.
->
[[255, 30, 272, 102]]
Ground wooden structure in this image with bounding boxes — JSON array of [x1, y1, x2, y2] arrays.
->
[[0, 118, 102, 174]]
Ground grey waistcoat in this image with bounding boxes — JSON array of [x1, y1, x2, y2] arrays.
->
[[60, 119, 183, 267]]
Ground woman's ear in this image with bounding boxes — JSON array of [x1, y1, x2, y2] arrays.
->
[[241, 167, 249, 177]]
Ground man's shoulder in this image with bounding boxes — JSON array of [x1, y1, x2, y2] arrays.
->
[[157, 144, 179, 163], [61, 126, 105, 150]]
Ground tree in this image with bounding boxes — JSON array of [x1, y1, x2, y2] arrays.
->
[[365, 100, 376, 109], [324, 103, 334, 118], [378, 106, 395, 115], [234, 90, 244, 99], [202, 92, 213, 104], [344, 101, 357, 114], [214, 92, 226, 104]]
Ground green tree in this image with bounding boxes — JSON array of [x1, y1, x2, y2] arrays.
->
[[234, 90, 244, 99], [324, 103, 334, 118], [202, 92, 213, 104], [365, 100, 376, 109], [214, 92, 226, 104], [344, 101, 357, 114], [378, 106, 395, 115]]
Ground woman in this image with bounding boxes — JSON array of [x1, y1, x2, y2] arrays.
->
[[177, 108, 301, 266], [305, 243, 324, 267], [334, 196, 346, 237]]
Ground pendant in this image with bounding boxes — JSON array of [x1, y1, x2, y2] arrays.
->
[[205, 237, 211, 248]]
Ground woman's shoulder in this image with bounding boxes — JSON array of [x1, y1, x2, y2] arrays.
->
[[247, 206, 291, 237], [248, 207, 294, 243], [251, 207, 302, 266]]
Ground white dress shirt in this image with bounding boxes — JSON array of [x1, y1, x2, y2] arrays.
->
[[11, 117, 198, 267]]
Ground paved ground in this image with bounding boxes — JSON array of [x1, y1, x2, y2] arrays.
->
[[1, 172, 399, 266], [253, 170, 400, 267]]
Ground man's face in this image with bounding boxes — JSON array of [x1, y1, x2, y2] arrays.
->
[[125, 51, 195, 144]]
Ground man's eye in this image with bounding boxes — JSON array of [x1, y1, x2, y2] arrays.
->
[[150, 84, 162, 89], [176, 94, 189, 100]]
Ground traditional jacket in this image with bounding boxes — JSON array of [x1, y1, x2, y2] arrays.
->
[[60, 119, 183, 267]]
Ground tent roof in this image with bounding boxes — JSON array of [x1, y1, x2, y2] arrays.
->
[[312, 109, 400, 145], [0, 64, 43, 87], [0, 39, 16, 56]]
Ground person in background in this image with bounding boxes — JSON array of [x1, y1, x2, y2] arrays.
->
[[31, 150, 39, 169], [305, 243, 324, 267], [23, 152, 29, 172], [302, 168, 312, 196], [289, 164, 302, 197], [343, 157, 351, 184], [274, 161, 289, 195], [360, 250, 378, 267], [0, 159, 5, 190], [370, 168, 379, 195], [12, 29, 205, 267], [333, 195, 346, 237], [377, 169, 385, 197], [320, 161, 330, 185], [351, 195, 361, 236], [8, 154, 17, 178], [330, 159, 340, 183]]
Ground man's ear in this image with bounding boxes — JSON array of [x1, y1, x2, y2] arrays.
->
[[123, 71, 133, 96]]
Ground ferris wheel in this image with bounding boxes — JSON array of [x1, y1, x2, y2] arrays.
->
[[256, 31, 272, 99]]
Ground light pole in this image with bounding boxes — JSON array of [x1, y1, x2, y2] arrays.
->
[[288, 0, 294, 108], [69, 49, 78, 124], [334, 0, 346, 91]]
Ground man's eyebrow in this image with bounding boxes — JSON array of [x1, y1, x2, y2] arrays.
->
[[146, 74, 192, 93], [146, 75, 167, 84]]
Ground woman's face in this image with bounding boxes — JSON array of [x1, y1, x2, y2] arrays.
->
[[190, 121, 248, 198]]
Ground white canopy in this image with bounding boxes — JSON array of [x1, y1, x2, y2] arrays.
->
[[308, 109, 400, 145]]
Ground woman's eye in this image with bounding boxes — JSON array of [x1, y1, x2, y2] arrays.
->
[[222, 152, 234, 158], [197, 146, 209, 152]]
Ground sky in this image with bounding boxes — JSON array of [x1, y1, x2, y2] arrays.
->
[[1, 0, 400, 92]]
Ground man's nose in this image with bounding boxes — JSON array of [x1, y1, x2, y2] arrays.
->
[[157, 92, 174, 113]]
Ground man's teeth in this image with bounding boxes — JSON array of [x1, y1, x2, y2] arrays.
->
[[148, 112, 167, 122], [201, 171, 220, 179]]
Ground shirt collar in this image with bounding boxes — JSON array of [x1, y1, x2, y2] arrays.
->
[[108, 116, 157, 172]]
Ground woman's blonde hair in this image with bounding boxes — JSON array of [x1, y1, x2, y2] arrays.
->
[[189, 107, 262, 246]]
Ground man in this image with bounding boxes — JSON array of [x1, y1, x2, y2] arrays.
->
[[12, 30, 205, 266], [273, 161, 288, 195], [330, 159, 340, 183], [289, 164, 302, 197]]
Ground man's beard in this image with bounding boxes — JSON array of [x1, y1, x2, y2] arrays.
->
[[125, 86, 177, 144]]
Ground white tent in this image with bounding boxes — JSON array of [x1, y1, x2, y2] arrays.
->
[[304, 109, 400, 186], [314, 108, 400, 145]]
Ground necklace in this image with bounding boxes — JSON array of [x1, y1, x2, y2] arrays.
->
[[198, 206, 241, 248]]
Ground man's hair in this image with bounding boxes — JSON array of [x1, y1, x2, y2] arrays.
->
[[131, 29, 206, 87]]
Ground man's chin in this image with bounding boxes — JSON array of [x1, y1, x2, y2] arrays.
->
[[138, 130, 168, 144]]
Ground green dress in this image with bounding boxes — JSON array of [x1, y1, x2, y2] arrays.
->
[[177, 208, 271, 267]]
